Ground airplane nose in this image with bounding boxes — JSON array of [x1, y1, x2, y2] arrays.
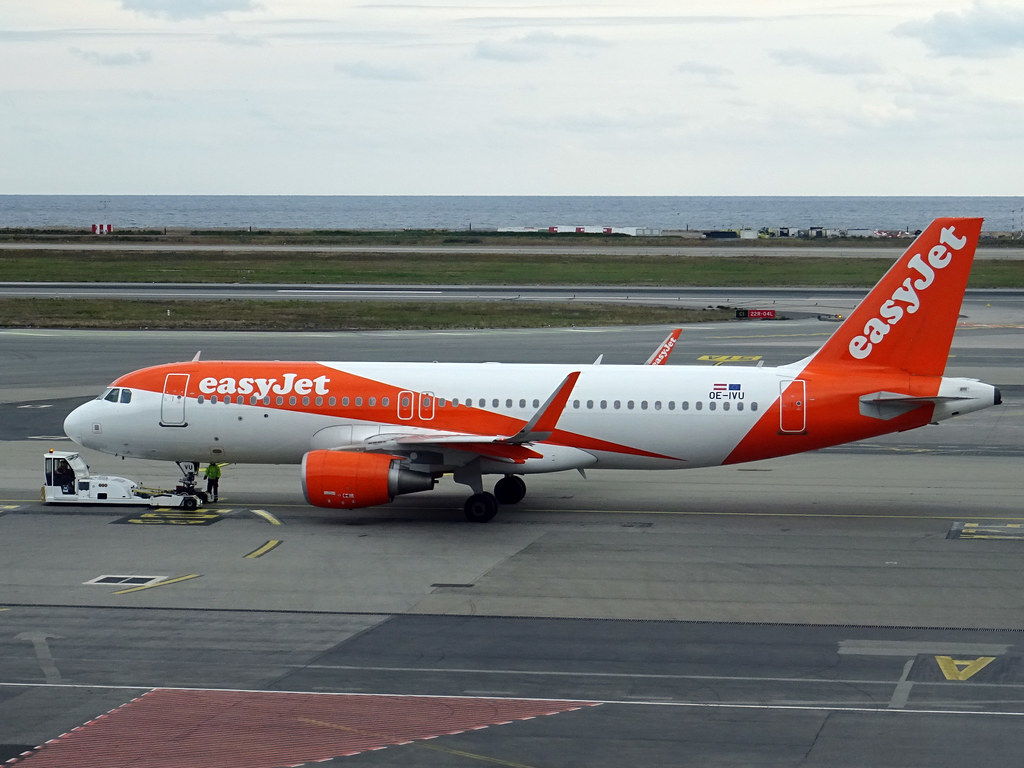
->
[[63, 403, 92, 446]]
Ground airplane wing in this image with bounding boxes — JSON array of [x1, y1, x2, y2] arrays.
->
[[321, 371, 582, 466], [645, 329, 681, 365]]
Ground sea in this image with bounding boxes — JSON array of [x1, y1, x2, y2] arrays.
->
[[0, 195, 1022, 233]]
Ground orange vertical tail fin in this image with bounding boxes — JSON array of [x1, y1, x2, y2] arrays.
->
[[807, 217, 982, 377]]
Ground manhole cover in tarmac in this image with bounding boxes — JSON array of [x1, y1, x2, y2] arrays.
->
[[9, 688, 597, 768]]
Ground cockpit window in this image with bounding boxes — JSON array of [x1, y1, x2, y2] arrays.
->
[[104, 388, 121, 403], [120, 389, 132, 404]]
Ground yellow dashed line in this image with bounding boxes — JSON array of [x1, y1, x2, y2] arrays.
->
[[113, 574, 200, 594], [250, 509, 282, 526], [244, 540, 282, 559]]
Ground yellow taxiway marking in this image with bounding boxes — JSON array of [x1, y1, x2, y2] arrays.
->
[[935, 656, 996, 681], [952, 522, 1024, 540], [244, 540, 282, 559], [698, 354, 763, 366], [250, 509, 282, 526], [124, 511, 223, 526], [113, 574, 200, 594]]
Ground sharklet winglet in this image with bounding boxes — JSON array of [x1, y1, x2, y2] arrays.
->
[[502, 371, 581, 444]]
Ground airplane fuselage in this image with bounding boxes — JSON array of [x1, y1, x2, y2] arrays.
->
[[64, 359, 996, 474]]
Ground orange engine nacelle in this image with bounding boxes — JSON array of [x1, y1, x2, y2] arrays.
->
[[301, 450, 434, 509]]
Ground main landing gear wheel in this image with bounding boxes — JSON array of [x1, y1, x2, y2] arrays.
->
[[464, 492, 498, 523], [493, 475, 526, 505]]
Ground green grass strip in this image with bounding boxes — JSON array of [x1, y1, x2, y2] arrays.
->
[[2, 250, 1021, 287]]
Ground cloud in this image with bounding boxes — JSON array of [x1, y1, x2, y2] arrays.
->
[[70, 47, 153, 67], [335, 61, 422, 82], [676, 60, 735, 88], [472, 31, 607, 63], [770, 48, 882, 75], [217, 32, 267, 47], [120, 0, 260, 21], [897, 1, 1024, 58], [472, 39, 539, 63]]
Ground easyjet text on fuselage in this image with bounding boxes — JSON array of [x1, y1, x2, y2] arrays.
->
[[198, 373, 331, 399]]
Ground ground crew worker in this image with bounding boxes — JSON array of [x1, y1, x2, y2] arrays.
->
[[204, 462, 221, 502]]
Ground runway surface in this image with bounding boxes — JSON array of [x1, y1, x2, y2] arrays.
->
[[1, 308, 1023, 766]]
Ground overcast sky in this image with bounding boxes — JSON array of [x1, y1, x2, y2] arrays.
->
[[4, 1, 1023, 195]]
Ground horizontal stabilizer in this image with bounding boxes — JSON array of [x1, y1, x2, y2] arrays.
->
[[858, 391, 962, 420]]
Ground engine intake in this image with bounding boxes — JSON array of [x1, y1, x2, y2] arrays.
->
[[301, 450, 435, 509]]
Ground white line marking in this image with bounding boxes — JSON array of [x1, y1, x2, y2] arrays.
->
[[888, 659, 916, 710], [2, 681, 1023, 717]]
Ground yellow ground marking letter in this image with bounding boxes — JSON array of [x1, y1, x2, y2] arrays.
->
[[935, 656, 996, 681]]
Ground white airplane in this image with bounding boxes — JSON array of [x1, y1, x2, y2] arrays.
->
[[63, 218, 1001, 522]]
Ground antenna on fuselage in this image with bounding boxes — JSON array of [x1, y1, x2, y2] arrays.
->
[[192, 351, 201, 361]]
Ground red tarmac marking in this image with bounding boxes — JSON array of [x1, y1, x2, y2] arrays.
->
[[8, 688, 597, 768]]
